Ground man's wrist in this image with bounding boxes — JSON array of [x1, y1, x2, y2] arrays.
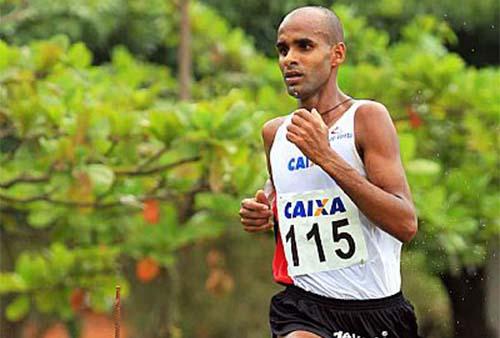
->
[[316, 147, 358, 185], [315, 147, 336, 171]]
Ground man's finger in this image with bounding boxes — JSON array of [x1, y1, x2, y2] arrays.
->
[[286, 131, 300, 145], [294, 109, 314, 121], [286, 123, 303, 136], [311, 108, 321, 118], [239, 208, 273, 219], [291, 115, 316, 135], [291, 113, 308, 127], [293, 108, 310, 115], [255, 189, 270, 206], [244, 223, 273, 232], [310, 108, 327, 127], [241, 198, 269, 211], [241, 218, 270, 227]]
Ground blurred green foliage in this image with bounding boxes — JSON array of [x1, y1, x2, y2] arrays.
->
[[3, 0, 497, 66], [0, 0, 176, 62], [0, 1, 498, 337], [0, 31, 284, 326], [203, 0, 499, 66]]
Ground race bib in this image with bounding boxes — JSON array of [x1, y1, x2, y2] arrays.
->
[[277, 187, 368, 276]]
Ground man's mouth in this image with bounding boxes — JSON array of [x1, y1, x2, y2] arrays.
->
[[284, 71, 304, 85]]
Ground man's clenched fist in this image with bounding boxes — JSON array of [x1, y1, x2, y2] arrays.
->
[[239, 190, 274, 232]]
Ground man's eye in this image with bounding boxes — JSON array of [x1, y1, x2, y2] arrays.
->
[[278, 48, 288, 56], [299, 43, 312, 50]]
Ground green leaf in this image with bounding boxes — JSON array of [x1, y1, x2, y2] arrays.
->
[[6, 295, 30, 321], [50, 243, 75, 278], [87, 164, 115, 195], [28, 209, 57, 229], [148, 109, 185, 146], [179, 211, 227, 244], [67, 42, 92, 68], [35, 291, 57, 313], [0, 274, 28, 294], [16, 254, 49, 286]]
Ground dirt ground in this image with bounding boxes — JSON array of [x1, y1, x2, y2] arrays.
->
[[23, 311, 129, 338]]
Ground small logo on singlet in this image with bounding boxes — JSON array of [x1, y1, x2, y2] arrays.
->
[[329, 126, 353, 141], [283, 196, 346, 219]]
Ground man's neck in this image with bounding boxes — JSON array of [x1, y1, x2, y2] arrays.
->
[[299, 88, 347, 114]]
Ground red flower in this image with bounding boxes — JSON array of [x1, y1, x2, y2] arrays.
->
[[143, 199, 160, 224], [136, 257, 160, 283], [407, 107, 423, 129]]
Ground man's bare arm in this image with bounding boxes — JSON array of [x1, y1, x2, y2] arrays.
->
[[286, 103, 417, 243], [262, 116, 286, 183], [321, 102, 417, 242]]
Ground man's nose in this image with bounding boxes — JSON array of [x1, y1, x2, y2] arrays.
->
[[282, 49, 299, 68]]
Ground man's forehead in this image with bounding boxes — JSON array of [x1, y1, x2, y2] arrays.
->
[[277, 11, 328, 41]]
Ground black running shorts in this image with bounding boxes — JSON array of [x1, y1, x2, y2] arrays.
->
[[270, 285, 421, 338]]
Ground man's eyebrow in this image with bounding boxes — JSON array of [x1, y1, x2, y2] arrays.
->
[[276, 38, 315, 48], [294, 38, 315, 45]]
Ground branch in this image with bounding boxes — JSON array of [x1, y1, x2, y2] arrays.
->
[[0, 191, 52, 204], [137, 146, 168, 170], [0, 173, 51, 189], [114, 156, 200, 176], [147, 176, 167, 195], [0, 191, 176, 208], [0, 157, 199, 207], [104, 138, 119, 157]]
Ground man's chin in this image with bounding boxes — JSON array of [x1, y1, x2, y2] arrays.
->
[[287, 86, 302, 98], [287, 87, 314, 100]]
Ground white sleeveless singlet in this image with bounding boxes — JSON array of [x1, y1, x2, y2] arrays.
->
[[269, 100, 402, 299]]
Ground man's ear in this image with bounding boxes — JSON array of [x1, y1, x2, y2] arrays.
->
[[330, 42, 346, 67]]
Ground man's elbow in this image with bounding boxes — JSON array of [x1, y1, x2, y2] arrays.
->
[[400, 213, 418, 243]]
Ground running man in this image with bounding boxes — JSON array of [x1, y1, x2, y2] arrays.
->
[[239, 6, 421, 338]]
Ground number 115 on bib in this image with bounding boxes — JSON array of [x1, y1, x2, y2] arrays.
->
[[277, 189, 368, 276]]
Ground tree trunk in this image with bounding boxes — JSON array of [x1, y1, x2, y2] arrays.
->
[[123, 257, 181, 338], [177, 0, 191, 101], [0, 295, 23, 338], [441, 267, 494, 338], [0, 226, 23, 338]]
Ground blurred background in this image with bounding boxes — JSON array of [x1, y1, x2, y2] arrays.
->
[[0, 0, 498, 337]]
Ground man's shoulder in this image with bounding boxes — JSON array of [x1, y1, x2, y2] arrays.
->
[[355, 100, 394, 131], [262, 116, 287, 145], [354, 100, 398, 148], [356, 100, 391, 120]]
